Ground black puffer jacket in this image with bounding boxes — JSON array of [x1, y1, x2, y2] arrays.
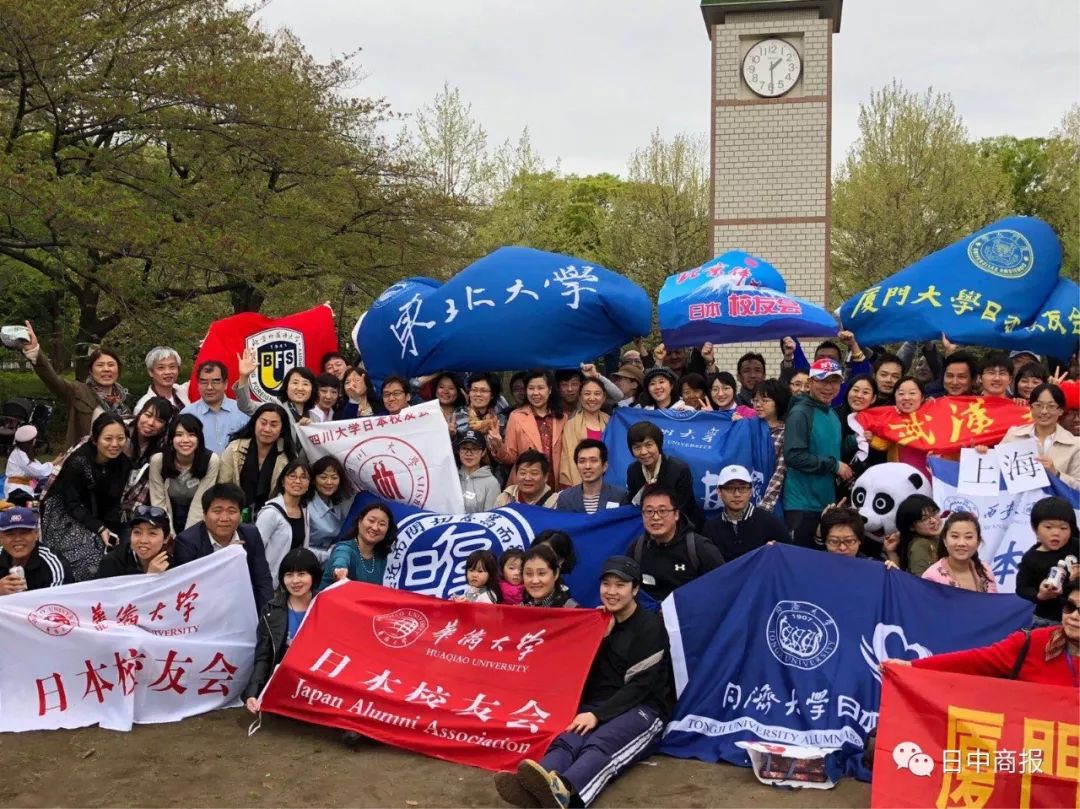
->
[[242, 593, 290, 701]]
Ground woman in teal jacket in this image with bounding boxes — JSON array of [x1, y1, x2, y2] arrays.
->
[[320, 502, 394, 589]]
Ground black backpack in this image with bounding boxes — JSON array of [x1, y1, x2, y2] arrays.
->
[[630, 532, 703, 572]]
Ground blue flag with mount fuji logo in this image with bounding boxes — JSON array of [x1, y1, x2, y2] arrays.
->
[[659, 544, 1031, 780]]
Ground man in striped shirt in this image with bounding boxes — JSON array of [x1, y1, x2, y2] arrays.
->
[[0, 507, 72, 594]]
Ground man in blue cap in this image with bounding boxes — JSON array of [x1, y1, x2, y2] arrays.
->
[[493, 555, 673, 808], [0, 507, 72, 594]]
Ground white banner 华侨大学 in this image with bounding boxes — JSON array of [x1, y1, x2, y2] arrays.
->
[[0, 547, 256, 732]]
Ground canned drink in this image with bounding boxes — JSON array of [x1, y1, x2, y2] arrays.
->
[[9, 565, 24, 581], [1043, 565, 1066, 591]]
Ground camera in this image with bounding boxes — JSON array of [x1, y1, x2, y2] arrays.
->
[[1, 325, 30, 350]]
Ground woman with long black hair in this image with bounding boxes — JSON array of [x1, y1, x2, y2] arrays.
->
[[149, 414, 221, 532], [218, 403, 296, 516], [40, 413, 132, 581]]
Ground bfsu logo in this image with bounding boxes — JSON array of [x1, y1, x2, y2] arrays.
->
[[765, 600, 839, 670], [28, 604, 80, 637], [372, 608, 429, 648], [245, 327, 304, 403], [344, 437, 431, 508]]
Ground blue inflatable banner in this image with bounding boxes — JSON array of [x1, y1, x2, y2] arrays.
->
[[356, 247, 652, 386], [603, 408, 776, 517], [659, 544, 1032, 780], [658, 250, 838, 348], [838, 216, 1079, 358], [343, 494, 643, 607]]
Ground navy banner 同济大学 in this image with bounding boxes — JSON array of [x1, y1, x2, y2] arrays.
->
[[658, 543, 1032, 781], [658, 251, 838, 349], [355, 247, 652, 386], [838, 216, 1079, 358], [928, 456, 1079, 594], [342, 494, 644, 608], [603, 407, 776, 518]]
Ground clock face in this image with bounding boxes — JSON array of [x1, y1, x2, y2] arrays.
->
[[742, 38, 801, 98]]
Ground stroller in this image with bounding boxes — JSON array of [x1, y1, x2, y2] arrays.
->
[[0, 397, 53, 457]]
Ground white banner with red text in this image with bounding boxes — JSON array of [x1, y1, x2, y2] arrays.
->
[[298, 399, 465, 514], [0, 547, 256, 732]]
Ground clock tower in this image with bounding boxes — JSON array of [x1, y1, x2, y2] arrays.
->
[[701, 0, 842, 372]]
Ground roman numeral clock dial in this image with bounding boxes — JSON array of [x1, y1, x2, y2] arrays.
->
[[742, 38, 801, 98]]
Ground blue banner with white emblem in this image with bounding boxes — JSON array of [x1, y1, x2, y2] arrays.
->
[[838, 216, 1079, 358], [341, 494, 644, 607], [603, 408, 777, 518], [658, 251, 838, 348], [659, 544, 1032, 780], [355, 247, 652, 388]]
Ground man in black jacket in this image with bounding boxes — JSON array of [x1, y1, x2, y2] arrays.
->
[[703, 465, 789, 560], [627, 487, 723, 602], [0, 507, 72, 594], [495, 556, 673, 808], [623, 421, 702, 529], [173, 483, 274, 615]]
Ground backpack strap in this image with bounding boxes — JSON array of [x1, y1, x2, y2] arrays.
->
[[631, 536, 645, 564], [1008, 629, 1032, 679], [686, 532, 700, 572]]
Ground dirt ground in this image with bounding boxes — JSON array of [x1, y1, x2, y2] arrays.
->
[[3, 709, 870, 808]]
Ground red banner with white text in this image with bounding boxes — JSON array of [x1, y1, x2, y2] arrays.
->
[[258, 582, 608, 771], [871, 664, 1079, 809], [855, 396, 1031, 453], [186, 304, 337, 403]]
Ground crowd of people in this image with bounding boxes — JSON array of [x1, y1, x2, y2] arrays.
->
[[2, 316, 1079, 807]]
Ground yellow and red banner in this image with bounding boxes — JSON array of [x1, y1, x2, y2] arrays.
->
[[855, 396, 1031, 453], [871, 664, 1079, 808]]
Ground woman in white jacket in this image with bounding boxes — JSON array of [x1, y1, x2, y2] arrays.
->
[[255, 460, 311, 588]]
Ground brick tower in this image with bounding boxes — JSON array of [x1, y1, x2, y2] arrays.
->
[[701, 0, 842, 374]]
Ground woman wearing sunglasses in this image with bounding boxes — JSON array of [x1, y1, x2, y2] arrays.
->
[[95, 505, 173, 578], [884, 580, 1080, 687]]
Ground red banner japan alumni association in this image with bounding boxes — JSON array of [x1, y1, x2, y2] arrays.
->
[[258, 582, 609, 771]]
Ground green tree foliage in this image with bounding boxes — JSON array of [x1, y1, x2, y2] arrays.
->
[[831, 82, 1012, 305], [0, 0, 441, 370]]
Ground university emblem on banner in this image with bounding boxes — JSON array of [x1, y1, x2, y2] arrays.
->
[[966, 229, 1034, 279], [385, 510, 534, 597], [27, 604, 79, 636], [372, 608, 429, 648], [765, 600, 839, 670], [245, 327, 304, 403], [344, 437, 431, 508]]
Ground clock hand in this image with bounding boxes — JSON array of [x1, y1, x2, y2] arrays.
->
[[769, 58, 781, 72]]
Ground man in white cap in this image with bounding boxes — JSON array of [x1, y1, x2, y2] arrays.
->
[[703, 465, 788, 560], [0, 507, 72, 594], [3, 425, 54, 499]]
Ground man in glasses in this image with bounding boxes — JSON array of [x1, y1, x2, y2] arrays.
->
[[626, 486, 723, 602], [703, 465, 787, 561], [181, 360, 249, 455]]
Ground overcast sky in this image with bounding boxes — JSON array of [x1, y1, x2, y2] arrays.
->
[[255, 0, 1079, 177]]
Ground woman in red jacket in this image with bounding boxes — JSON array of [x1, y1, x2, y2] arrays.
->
[[888, 581, 1079, 687]]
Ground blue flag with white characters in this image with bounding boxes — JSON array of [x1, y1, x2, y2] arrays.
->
[[838, 216, 1079, 358], [658, 544, 1032, 780], [342, 493, 644, 607], [658, 250, 838, 348], [928, 457, 1080, 593], [355, 247, 652, 387], [603, 407, 777, 518]]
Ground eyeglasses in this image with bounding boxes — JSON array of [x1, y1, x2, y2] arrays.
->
[[720, 484, 752, 494], [1063, 601, 1079, 615], [642, 507, 676, 518], [469, 387, 492, 395], [1031, 402, 1061, 412], [825, 537, 859, 549], [383, 390, 407, 399], [285, 472, 310, 482], [198, 378, 225, 387]]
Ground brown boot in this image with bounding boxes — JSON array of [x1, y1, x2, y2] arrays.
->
[[494, 771, 540, 808]]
